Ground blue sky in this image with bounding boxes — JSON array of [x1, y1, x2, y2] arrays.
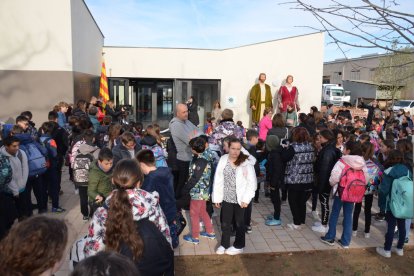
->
[[85, 0, 414, 61]]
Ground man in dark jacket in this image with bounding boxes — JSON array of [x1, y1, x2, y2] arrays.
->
[[112, 132, 141, 166], [187, 96, 199, 127]]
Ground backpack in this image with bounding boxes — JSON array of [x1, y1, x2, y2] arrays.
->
[[73, 151, 94, 186], [337, 159, 367, 203], [142, 144, 167, 168], [0, 154, 12, 193], [389, 172, 413, 219], [19, 142, 47, 177], [69, 235, 87, 271]]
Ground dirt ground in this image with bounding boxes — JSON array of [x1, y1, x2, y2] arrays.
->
[[175, 246, 414, 276]]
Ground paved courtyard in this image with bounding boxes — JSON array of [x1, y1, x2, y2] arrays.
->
[[49, 167, 412, 275]]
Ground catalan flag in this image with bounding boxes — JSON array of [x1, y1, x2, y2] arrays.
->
[[99, 59, 109, 104]]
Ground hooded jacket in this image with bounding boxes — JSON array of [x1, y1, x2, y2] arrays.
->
[[140, 135, 167, 168], [112, 142, 141, 167], [283, 142, 315, 188], [87, 160, 113, 201], [83, 188, 171, 258], [208, 119, 243, 152], [169, 117, 201, 162], [329, 155, 369, 195], [142, 167, 176, 224], [212, 153, 257, 206], [0, 147, 28, 196], [315, 141, 341, 193]]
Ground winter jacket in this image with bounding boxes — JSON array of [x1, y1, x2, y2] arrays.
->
[[112, 143, 142, 167], [87, 161, 113, 201], [57, 112, 67, 128], [329, 155, 369, 195], [140, 135, 167, 168], [71, 142, 99, 168], [188, 150, 212, 200], [267, 127, 289, 141], [267, 146, 285, 189], [379, 163, 412, 212], [141, 167, 176, 224], [104, 106, 122, 122], [187, 100, 199, 127], [0, 147, 28, 196], [259, 116, 272, 141], [14, 133, 48, 171], [83, 188, 172, 257], [40, 135, 58, 168], [208, 119, 243, 152], [0, 153, 12, 193], [88, 115, 100, 133], [72, 108, 87, 118], [283, 142, 315, 189], [314, 142, 341, 194], [212, 154, 257, 206], [50, 121, 69, 157], [169, 117, 201, 162], [120, 218, 174, 276]]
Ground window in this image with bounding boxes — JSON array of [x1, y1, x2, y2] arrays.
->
[[350, 70, 360, 80], [369, 68, 376, 80]]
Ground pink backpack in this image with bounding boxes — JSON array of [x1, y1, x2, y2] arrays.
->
[[337, 159, 367, 203]]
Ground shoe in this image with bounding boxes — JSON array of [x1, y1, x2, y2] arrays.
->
[[200, 232, 216, 239], [312, 210, 320, 220], [246, 226, 252, 234], [51, 207, 66, 213], [405, 237, 409, 244], [38, 209, 47, 214], [352, 230, 357, 237], [391, 247, 404, 256], [337, 239, 349, 249], [225, 246, 243, 255], [216, 246, 226, 255], [364, 232, 370, 239], [183, 235, 199, 245], [266, 214, 274, 220], [287, 223, 301, 230], [376, 247, 391, 258], [320, 236, 335, 246], [265, 219, 282, 226], [82, 216, 89, 221], [312, 224, 328, 233], [375, 214, 385, 222]]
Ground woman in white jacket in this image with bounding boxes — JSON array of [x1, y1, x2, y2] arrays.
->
[[212, 137, 257, 255]]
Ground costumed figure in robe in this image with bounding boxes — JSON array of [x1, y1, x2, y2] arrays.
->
[[250, 73, 273, 124], [275, 75, 300, 127]]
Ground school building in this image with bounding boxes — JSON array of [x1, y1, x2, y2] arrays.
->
[[0, 0, 324, 128]]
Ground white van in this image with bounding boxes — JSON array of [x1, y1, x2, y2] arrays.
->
[[322, 84, 351, 106], [392, 100, 414, 114]]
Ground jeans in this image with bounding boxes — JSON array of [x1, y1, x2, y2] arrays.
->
[[15, 188, 32, 220], [384, 211, 406, 251], [319, 193, 330, 226], [190, 200, 213, 238], [311, 187, 318, 211], [406, 219, 412, 240], [26, 174, 47, 211], [270, 187, 281, 220], [221, 201, 245, 249], [175, 160, 190, 199], [352, 194, 373, 233], [288, 188, 309, 225], [0, 193, 17, 240], [43, 168, 59, 208], [325, 196, 354, 246], [78, 186, 90, 217]]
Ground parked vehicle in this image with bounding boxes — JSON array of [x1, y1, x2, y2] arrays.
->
[[322, 84, 351, 106], [392, 99, 414, 113]]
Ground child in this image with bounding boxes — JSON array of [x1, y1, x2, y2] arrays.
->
[[204, 117, 214, 136], [286, 104, 298, 128], [376, 150, 413, 258], [181, 136, 215, 244], [237, 121, 246, 137], [136, 149, 178, 248]]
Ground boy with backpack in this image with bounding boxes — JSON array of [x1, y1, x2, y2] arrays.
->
[[376, 150, 413, 258], [72, 130, 100, 220], [87, 148, 113, 218], [321, 141, 368, 248]]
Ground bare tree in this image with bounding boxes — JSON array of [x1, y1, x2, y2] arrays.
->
[[286, 0, 414, 57]]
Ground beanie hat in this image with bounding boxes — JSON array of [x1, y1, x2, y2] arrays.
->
[[266, 135, 280, 151]]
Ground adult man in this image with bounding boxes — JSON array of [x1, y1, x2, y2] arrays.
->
[[250, 73, 273, 124], [169, 103, 202, 198]]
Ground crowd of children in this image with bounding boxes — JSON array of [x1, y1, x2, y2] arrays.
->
[[0, 97, 413, 274]]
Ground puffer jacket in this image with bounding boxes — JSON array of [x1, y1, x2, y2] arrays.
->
[[140, 135, 167, 168], [87, 161, 113, 201], [208, 119, 243, 152], [0, 147, 28, 196], [314, 141, 341, 193], [283, 142, 315, 188], [83, 188, 171, 258]]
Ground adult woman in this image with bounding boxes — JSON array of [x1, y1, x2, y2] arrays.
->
[[276, 75, 300, 114], [282, 127, 314, 230], [213, 138, 257, 255], [211, 100, 222, 124], [83, 159, 173, 275], [333, 129, 345, 153], [208, 109, 243, 154], [105, 100, 124, 123], [267, 113, 289, 141], [312, 129, 341, 233], [0, 216, 68, 276], [321, 141, 368, 248], [258, 107, 273, 141]]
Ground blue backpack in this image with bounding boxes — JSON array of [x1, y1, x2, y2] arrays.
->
[[0, 154, 12, 193], [19, 142, 48, 177], [389, 172, 413, 219]]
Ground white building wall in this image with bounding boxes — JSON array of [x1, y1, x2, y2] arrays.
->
[[105, 32, 324, 125], [0, 0, 73, 71]]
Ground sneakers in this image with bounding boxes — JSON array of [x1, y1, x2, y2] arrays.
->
[[246, 226, 252, 234], [376, 247, 391, 258], [265, 219, 282, 226], [391, 247, 404, 256], [375, 213, 385, 222], [216, 246, 226, 255], [51, 207, 66, 213], [352, 230, 357, 237], [287, 223, 301, 230], [200, 232, 216, 239], [183, 235, 199, 245], [312, 210, 320, 221], [225, 246, 243, 255], [320, 236, 335, 246], [364, 232, 370, 239], [405, 237, 409, 244], [312, 224, 328, 233], [337, 239, 349, 249]]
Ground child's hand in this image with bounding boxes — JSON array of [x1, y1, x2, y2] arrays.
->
[[214, 203, 221, 208], [95, 195, 103, 203]]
